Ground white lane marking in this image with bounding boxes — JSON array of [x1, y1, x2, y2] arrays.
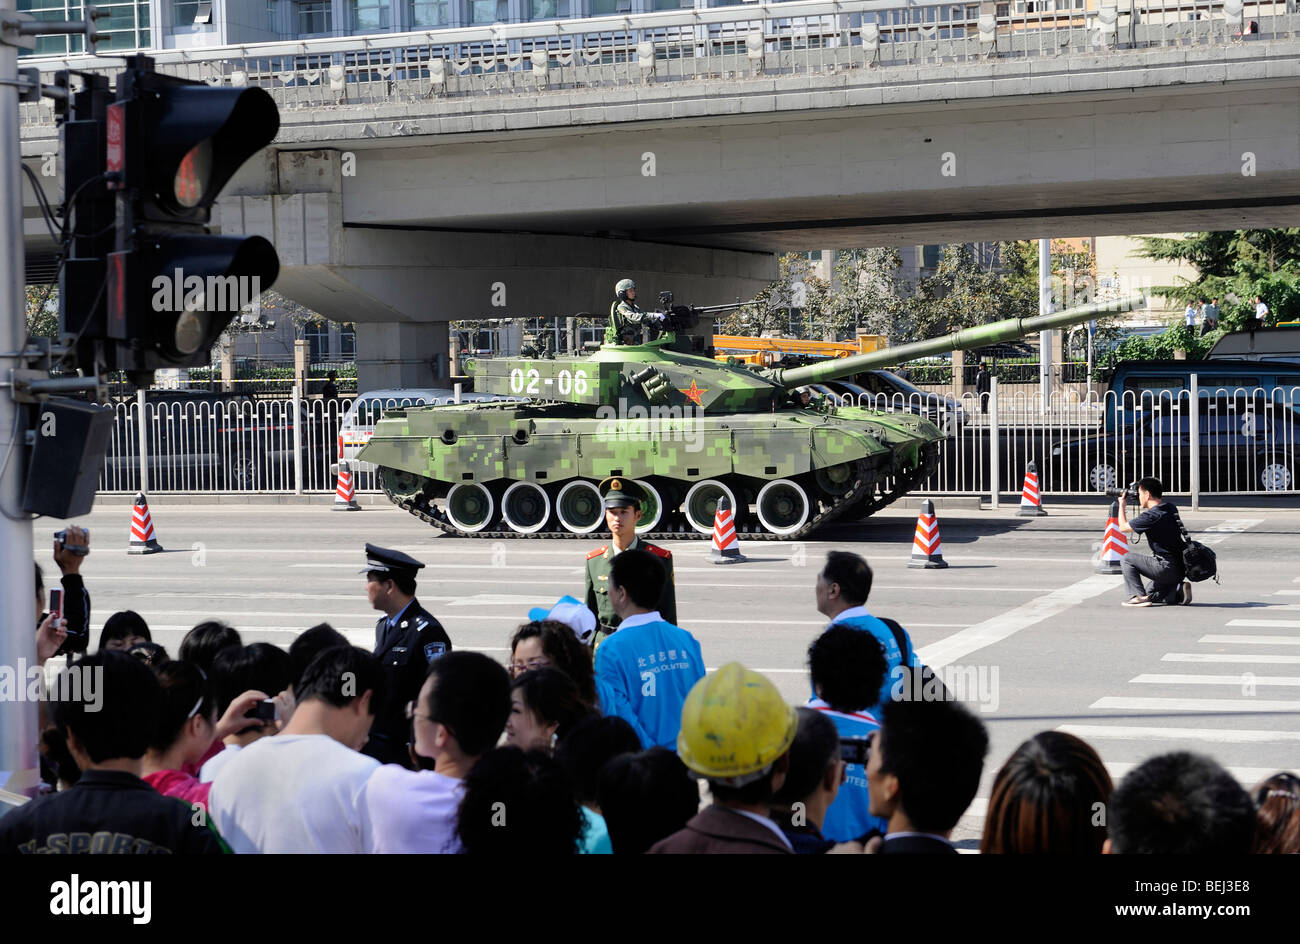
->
[[1201, 635, 1300, 646], [1130, 673, 1300, 686], [1164, 653, 1300, 664], [291, 563, 591, 571], [1090, 696, 1300, 711], [1198, 519, 1264, 546], [1228, 619, 1300, 628], [917, 574, 1116, 669], [1274, 591, 1300, 596], [1059, 723, 1300, 744]]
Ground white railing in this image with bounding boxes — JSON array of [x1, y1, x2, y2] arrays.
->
[[101, 382, 1299, 499], [826, 380, 1300, 498], [17, 0, 1300, 125]]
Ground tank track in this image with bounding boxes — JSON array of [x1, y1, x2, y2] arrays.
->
[[381, 445, 939, 540]]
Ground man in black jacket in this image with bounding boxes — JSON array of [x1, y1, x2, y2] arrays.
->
[[866, 669, 988, 854], [0, 652, 227, 854], [362, 544, 452, 766], [1117, 477, 1191, 607]]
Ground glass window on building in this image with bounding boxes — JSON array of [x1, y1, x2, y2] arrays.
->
[[528, 0, 571, 18], [174, 0, 200, 25], [921, 245, 941, 268], [298, 0, 331, 32], [411, 0, 449, 26], [654, 0, 685, 8], [469, 0, 507, 22], [340, 324, 356, 359], [23, 0, 149, 54], [352, 0, 390, 31], [305, 321, 330, 361]]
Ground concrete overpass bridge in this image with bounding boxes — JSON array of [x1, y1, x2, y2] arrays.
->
[[18, 0, 1300, 387]]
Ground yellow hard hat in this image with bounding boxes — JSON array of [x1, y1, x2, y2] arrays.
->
[[677, 663, 798, 786]]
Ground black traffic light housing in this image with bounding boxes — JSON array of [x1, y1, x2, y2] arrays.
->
[[58, 55, 281, 383]]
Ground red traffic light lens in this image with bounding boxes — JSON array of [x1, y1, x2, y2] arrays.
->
[[174, 139, 212, 209]]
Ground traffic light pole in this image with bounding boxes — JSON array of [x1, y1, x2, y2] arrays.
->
[[0, 0, 39, 791]]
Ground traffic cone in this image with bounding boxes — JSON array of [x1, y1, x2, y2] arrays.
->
[[333, 460, 360, 511], [1095, 500, 1129, 574], [708, 496, 745, 564], [1017, 461, 1047, 516], [908, 499, 948, 569], [128, 493, 163, 555]]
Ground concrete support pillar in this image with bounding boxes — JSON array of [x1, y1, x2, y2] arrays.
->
[[357, 322, 451, 392], [220, 341, 235, 393], [951, 348, 965, 401], [294, 339, 309, 392]]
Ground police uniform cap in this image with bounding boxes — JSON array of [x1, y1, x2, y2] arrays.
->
[[361, 543, 426, 579], [598, 476, 644, 509]]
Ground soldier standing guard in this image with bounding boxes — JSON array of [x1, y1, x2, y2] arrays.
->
[[584, 477, 676, 651], [361, 543, 452, 767]]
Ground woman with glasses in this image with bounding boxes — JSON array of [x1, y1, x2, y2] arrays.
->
[[508, 620, 599, 711], [1253, 772, 1300, 854], [505, 668, 594, 754], [141, 660, 277, 812]]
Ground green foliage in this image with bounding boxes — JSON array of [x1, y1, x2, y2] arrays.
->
[[1131, 230, 1300, 324], [26, 283, 59, 339], [720, 253, 828, 337]]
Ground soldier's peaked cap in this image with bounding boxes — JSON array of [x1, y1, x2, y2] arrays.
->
[[598, 476, 644, 509], [362, 543, 426, 577]]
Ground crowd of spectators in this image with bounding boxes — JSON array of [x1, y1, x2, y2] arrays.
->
[[4, 540, 1297, 856]]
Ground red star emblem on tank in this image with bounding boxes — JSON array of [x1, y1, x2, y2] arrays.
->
[[679, 380, 708, 406]]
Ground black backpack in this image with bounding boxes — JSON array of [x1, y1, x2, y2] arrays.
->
[[880, 617, 950, 700], [1172, 507, 1220, 584]]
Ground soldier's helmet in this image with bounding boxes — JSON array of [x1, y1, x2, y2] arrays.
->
[[615, 278, 636, 300]]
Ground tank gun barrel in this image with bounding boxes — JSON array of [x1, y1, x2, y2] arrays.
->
[[770, 296, 1144, 389]]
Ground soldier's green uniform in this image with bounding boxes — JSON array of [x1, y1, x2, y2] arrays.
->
[[605, 278, 661, 345], [584, 477, 676, 651]]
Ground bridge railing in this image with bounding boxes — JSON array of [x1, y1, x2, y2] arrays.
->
[[18, 0, 1300, 125]]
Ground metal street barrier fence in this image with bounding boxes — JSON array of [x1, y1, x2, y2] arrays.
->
[[18, 0, 1300, 125], [99, 381, 1298, 501]]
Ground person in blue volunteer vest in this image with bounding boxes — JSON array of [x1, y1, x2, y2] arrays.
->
[[593, 549, 704, 750], [805, 624, 892, 843], [814, 551, 921, 713]]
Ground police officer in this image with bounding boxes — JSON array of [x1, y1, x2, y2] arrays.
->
[[361, 543, 452, 766], [606, 279, 664, 345], [584, 478, 676, 650]]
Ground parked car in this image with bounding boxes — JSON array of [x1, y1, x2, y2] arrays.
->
[[840, 370, 968, 434], [1050, 392, 1298, 492]]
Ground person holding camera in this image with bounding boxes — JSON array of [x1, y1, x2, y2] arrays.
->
[[1116, 477, 1192, 607], [35, 526, 91, 658]]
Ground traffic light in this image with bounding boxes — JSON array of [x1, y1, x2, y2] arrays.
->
[[59, 55, 281, 382]]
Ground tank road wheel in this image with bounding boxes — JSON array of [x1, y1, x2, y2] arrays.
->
[[379, 466, 427, 501], [684, 479, 738, 534], [445, 483, 495, 533], [501, 481, 552, 534], [634, 479, 665, 535], [556, 480, 604, 534], [756, 479, 811, 536], [813, 462, 855, 498]]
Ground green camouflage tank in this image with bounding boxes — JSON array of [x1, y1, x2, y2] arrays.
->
[[358, 298, 1139, 540]]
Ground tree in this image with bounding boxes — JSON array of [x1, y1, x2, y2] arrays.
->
[[26, 283, 59, 339], [1132, 230, 1300, 333], [719, 253, 827, 338]]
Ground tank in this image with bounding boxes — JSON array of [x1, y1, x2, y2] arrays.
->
[[358, 297, 1142, 540]]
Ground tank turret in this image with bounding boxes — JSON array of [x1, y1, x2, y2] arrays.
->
[[359, 296, 1140, 540]]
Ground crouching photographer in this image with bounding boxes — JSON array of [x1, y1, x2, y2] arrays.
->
[[1114, 477, 1191, 607]]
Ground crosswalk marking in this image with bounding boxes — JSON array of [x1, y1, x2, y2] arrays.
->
[[1091, 696, 1300, 712], [1201, 634, 1300, 646], [1058, 724, 1300, 744], [1164, 652, 1300, 664], [1227, 619, 1300, 628], [1130, 673, 1300, 686]]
